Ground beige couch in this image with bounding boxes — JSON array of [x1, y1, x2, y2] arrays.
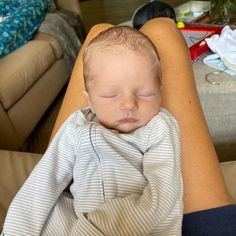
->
[[0, 0, 82, 150]]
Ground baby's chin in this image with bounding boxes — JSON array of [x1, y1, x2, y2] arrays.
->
[[112, 122, 145, 134], [99, 118, 148, 133]]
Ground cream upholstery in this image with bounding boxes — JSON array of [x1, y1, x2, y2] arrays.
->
[[221, 161, 236, 201], [0, 41, 56, 110], [0, 150, 41, 228], [0, 0, 82, 150]]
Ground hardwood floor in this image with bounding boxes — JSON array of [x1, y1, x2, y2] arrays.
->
[[80, 0, 188, 31], [80, 0, 146, 31]]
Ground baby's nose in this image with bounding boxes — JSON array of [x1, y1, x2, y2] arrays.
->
[[120, 95, 138, 110]]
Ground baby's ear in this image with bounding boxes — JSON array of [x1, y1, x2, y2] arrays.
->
[[83, 89, 89, 100], [83, 89, 90, 105], [83, 90, 94, 113]]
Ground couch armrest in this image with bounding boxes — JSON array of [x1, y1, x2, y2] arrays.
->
[[33, 32, 63, 59], [55, 0, 82, 16], [0, 104, 22, 150]]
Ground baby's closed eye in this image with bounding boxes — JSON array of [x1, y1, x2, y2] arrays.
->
[[137, 91, 158, 98], [99, 93, 119, 98]]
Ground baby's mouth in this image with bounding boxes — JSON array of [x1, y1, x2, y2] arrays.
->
[[117, 117, 138, 124]]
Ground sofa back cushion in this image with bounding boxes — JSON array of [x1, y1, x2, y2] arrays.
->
[[0, 40, 56, 110]]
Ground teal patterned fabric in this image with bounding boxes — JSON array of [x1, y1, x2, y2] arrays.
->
[[0, 0, 49, 58]]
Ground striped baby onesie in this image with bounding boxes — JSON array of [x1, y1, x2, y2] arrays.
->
[[2, 108, 182, 236]]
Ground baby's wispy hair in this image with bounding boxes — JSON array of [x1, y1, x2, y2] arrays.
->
[[83, 26, 161, 89]]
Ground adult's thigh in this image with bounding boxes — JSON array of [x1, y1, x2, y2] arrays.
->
[[140, 18, 234, 213]]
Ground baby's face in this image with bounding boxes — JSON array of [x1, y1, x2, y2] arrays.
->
[[84, 49, 161, 133]]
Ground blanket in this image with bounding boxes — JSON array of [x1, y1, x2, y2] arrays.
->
[[39, 11, 82, 72]]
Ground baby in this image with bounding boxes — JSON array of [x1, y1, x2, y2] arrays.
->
[[2, 26, 182, 236]]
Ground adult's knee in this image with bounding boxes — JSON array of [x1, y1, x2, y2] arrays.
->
[[87, 23, 114, 40], [140, 17, 179, 37], [143, 17, 176, 29]]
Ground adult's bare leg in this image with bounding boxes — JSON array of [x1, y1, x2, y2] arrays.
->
[[140, 18, 235, 213], [50, 23, 113, 140], [51, 19, 234, 213]]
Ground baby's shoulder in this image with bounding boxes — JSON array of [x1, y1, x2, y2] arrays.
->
[[151, 108, 179, 130], [65, 107, 94, 127], [144, 108, 179, 144]]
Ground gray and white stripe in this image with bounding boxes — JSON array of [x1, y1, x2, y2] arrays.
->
[[2, 108, 182, 236]]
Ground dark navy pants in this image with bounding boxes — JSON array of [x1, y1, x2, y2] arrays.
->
[[182, 205, 236, 236]]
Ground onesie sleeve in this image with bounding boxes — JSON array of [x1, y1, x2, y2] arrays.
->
[[2, 112, 82, 236], [69, 109, 183, 236]]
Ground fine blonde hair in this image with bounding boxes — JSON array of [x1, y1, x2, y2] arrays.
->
[[83, 26, 161, 89]]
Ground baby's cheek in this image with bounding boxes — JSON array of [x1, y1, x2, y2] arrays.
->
[[95, 113, 111, 127], [99, 119, 114, 130]]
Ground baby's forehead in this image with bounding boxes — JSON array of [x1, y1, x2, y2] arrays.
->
[[90, 45, 157, 62], [87, 35, 157, 57]]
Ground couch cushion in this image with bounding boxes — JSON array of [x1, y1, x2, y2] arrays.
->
[[0, 150, 42, 228], [220, 161, 236, 201], [194, 58, 236, 162], [0, 40, 56, 110], [33, 32, 63, 59]]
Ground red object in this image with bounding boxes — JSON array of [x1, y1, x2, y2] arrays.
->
[[180, 24, 223, 61]]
